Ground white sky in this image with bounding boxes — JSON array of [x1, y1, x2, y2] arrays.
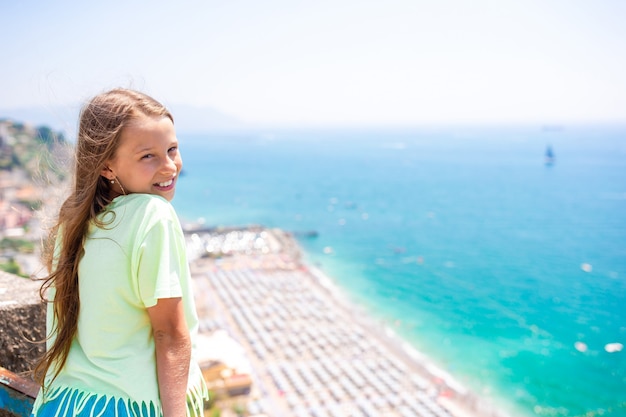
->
[[1, 0, 625, 127]]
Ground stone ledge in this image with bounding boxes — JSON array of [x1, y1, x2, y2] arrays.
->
[[0, 272, 46, 377]]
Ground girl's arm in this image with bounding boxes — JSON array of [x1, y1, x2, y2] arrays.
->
[[147, 297, 191, 417]]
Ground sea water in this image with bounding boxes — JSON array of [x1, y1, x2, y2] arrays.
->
[[173, 125, 626, 417]]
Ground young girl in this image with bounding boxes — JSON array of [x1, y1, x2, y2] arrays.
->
[[32, 88, 208, 417]]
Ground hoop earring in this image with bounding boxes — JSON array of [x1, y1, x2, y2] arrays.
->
[[115, 177, 127, 196]]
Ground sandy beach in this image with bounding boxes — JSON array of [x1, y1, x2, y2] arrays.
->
[[187, 226, 510, 417]]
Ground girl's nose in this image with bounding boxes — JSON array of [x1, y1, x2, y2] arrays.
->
[[163, 155, 178, 173]]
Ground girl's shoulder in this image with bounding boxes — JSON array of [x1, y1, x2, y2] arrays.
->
[[106, 194, 178, 226], [111, 193, 171, 211]]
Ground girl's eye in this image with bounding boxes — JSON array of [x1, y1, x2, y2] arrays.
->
[[141, 154, 154, 160], [168, 146, 178, 154]]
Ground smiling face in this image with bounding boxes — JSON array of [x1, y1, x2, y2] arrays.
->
[[101, 115, 182, 201]]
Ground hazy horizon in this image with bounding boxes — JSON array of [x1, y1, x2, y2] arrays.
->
[[2, 0, 626, 131]]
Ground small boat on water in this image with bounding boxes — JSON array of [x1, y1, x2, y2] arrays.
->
[[294, 230, 319, 239], [545, 145, 555, 165]]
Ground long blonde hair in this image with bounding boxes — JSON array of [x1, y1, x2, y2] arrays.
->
[[35, 88, 173, 384]]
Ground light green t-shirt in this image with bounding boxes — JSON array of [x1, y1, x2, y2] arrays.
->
[[33, 194, 207, 417]]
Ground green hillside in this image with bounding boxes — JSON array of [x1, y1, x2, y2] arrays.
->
[[0, 118, 69, 180]]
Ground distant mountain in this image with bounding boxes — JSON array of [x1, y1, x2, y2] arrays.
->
[[0, 103, 246, 136], [0, 105, 79, 136]]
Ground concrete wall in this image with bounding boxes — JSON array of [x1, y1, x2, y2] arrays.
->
[[0, 272, 45, 417], [0, 272, 46, 376]]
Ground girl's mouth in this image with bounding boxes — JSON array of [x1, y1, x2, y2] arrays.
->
[[157, 179, 174, 187]]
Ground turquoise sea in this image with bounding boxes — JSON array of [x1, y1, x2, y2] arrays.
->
[[173, 125, 626, 417]]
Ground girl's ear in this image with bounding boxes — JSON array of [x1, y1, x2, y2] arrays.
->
[[100, 165, 114, 181]]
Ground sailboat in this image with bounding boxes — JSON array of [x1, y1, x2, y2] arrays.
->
[[545, 145, 555, 166]]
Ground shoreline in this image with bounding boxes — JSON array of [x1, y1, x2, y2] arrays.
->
[[186, 225, 512, 417]]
